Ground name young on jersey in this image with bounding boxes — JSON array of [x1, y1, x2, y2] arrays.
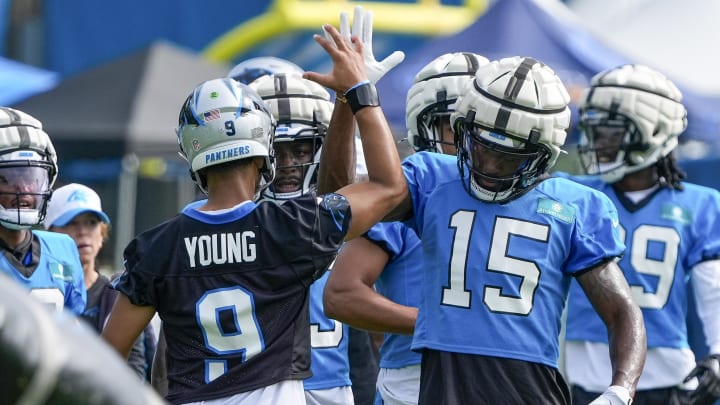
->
[[184, 231, 256, 268]]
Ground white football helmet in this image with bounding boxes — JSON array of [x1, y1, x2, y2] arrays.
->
[[577, 64, 687, 183], [406, 52, 489, 153], [0, 107, 58, 229], [450, 56, 571, 203], [249, 73, 334, 200], [176, 78, 276, 195], [228, 56, 304, 85]]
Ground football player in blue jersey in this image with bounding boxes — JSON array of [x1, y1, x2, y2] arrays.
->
[[0, 107, 86, 316], [325, 51, 489, 405], [101, 20, 406, 405], [322, 56, 647, 404], [558, 64, 720, 405]]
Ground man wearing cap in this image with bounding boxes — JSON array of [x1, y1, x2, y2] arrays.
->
[[45, 183, 153, 379]]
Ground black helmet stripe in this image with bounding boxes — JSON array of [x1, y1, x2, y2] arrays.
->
[[462, 52, 479, 73], [0, 107, 32, 147], [494, 105, 512, 132], [273, 74, 292, 123], [505, 57, 539, 101]]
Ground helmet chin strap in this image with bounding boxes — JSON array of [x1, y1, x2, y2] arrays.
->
[[469, 175, 515, 203]]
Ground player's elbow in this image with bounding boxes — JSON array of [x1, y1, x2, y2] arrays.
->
[[372, 175, 408, 219], [322, 281, 353, 322]]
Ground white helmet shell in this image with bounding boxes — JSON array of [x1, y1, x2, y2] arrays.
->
[[250, 73, 334, 199], [450, 56, 571, 202], [406, 52, 490, 153], [0, 107, 58, 229], [578, 64, 687, 183]]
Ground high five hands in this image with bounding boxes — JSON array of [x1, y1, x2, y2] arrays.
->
[[324, 6, 405, 85]]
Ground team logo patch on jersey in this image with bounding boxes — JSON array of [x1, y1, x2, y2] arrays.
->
[[661, 203, 692, 225], [536, 197, 576, 223], [49, 262, 74, 282]]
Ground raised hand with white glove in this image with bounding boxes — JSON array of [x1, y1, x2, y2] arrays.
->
[[589, 385, 632, 405], [323, 5, 404, 84]]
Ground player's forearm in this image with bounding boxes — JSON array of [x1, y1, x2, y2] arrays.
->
[[356, 105, 405, 196], [607, 302, 646, 397], [341, 104, 406, 239], [317, 99, 356, 194], [578, 262, 647, 397]]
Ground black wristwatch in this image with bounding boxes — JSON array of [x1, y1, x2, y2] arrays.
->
[[344, 82, 380, 115]]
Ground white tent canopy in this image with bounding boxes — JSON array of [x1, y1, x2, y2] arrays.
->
[[568, 0, 720, 96]]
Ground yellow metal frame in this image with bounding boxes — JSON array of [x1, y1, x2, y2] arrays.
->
[[203, 0, 487, 63]]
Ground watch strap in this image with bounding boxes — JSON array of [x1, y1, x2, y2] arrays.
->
[[345, 82, 380, 115]]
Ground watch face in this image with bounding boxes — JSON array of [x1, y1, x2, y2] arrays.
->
[[348, 83, 380, 114]]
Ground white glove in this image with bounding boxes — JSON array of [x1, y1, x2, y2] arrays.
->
[[323, 6, 405, 84], [589, 385, 632, 405]]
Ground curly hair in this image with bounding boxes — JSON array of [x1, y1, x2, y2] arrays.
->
[[656, 152, 686, 191]]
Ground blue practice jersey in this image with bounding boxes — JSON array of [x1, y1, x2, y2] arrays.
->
[[560, 173, 720, 348], [113, 194, 350, 404], [304, 270, 352, 391], [403, 152, 624, 368], [0, 230, 85, 315], [364, 221, 423, 369]]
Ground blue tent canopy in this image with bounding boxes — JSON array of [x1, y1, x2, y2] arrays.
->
[[0, 57, 59, 106], [377, 0, 720, 146]]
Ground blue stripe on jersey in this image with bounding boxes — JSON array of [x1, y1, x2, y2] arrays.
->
[[365, 221, 423, 368], [182, 199, 257, 223], [561, 173, 720, 349], [402, 152, 624, 368], [304, 271, 352, 390]]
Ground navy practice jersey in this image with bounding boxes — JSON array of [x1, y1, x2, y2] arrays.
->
[[365, 221, 423, 369], [402, 152, 624, 368], [113, 193, 351, 404], [0, 230, 85, 315], [559, 173, 720, 348], [304, 270, 352, 391]]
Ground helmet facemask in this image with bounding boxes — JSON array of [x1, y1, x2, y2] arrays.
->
[[414, 102, 456, 154], [0, 151, 55, 230], [249, 73, 333, 201], [457, 120, 551, 203], [578, 64, 688, 184], [264, 126, 324, 200], [449, 56, 571, 204], [577, 109, 644, 183]]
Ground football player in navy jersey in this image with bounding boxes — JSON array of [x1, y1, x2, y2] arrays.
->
[[249, 71, 365, 405], [322, 56, 647, 405], [558, 64, 720, 405], [0, 107, 86, 316], [325, 52, 489, 405], [101, 20, 406, 405]]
